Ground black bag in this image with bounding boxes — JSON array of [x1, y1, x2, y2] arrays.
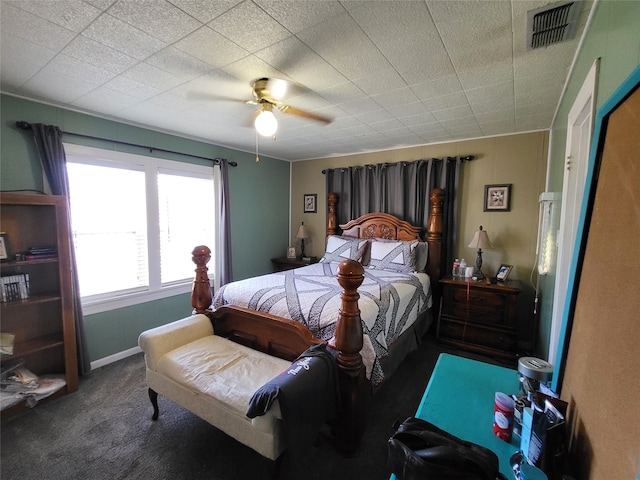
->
[[387, 417, 508, 480]]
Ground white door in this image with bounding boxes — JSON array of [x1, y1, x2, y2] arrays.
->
[[548, 60, 599, 366]]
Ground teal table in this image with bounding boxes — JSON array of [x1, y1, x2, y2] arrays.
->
[[390, 353, 520, 479]]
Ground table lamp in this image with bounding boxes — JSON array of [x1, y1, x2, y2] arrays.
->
[[296, 222, 311, 259], [467, 225, 493, 280]]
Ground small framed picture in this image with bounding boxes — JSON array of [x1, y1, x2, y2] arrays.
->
[[484, 184, 512, 212], [0, 233, 8, 260], [303, 194, 317, 213], [287, 247, 296, 259], [496, 264, 513, 282]]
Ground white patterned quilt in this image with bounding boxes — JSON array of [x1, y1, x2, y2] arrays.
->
[[212, 262, 432, 386]]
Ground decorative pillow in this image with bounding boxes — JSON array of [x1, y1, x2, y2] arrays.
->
[[319, 235, 368, 264], [414, 242, 429, 272], [368, 239, 418, 273]]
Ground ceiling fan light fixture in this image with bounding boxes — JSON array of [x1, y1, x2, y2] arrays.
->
[[255, 107, 278, 137]]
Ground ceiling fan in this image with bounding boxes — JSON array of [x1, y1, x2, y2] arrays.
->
[[194, 77, 333, 138]]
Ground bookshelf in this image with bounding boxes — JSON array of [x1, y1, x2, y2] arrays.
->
[[1, 193, 78, 416]]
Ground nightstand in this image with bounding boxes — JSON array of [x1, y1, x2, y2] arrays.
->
[[271, 256, 318, 272], [437, 277, 521, 362]]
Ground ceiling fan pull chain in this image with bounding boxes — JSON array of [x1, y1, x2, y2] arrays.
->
[[255, 129, 260, 162]]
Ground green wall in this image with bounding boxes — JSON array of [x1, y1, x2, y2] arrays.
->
[[1, 94, 291, 363], [539, 0, 640, 360]]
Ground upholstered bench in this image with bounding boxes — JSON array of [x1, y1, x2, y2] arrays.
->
[[139, 313, 292, 461]]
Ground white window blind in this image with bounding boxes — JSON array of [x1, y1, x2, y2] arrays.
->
[[65, 144, 216, 314]]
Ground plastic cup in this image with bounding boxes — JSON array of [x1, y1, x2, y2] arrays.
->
[[493, 392, 515, 442]]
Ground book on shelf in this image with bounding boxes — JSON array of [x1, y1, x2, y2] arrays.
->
[[24, 246, 58, 261], [0, 273, 30, 302]]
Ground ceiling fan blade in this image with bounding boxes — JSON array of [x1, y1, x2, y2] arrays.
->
[[277, 104, 333, 125], [186, 90, 256, 106]]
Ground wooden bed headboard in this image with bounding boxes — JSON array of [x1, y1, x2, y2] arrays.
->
[[326, 187, 445, 282]]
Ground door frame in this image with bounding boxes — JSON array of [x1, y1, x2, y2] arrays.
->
[[552, 64, 640, 391], [548, 59, 599, 366]]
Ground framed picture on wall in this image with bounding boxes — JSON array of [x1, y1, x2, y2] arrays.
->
[[484, 184, 512, 211], [303, 194, 317, 213], [0, 233, 8, 260]]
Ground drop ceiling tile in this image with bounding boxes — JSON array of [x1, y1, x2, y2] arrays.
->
[[41, 53, 115, 86], [428, 0, 513, 72], [82, 14, 167, 60], [297, 13, 392, 80], [475, 108, 515, 124], [318, 82, 366, 105], [372, 87, 421, 109], [369, 117, 406, 133], [175, 26, 248, 68], [479, 120, 517, 137], [0, 35, 58, 84], [209, 1, 290, 53], [147, 47, 214, 81], [385, 101, 433, 119], [169, 0, 243, 23], [6, 0, 101, 32], [256, 0, 345, 33], [410, 75, 464, 101], [222, 55, 287, 85], [472, 96, 515, 115], [432, 104, 474, 122], [71, 86, 141, 114], [458, 60, 513, 90], [255, 37, 347, 92], [466, 82, 513, 105], [22, 71, 97, 104], [352, 69, 406, 96], [346, 1, 454, 84], [103, 75, 162, 100], [62, 35, 138, 75], [398, 111, 439, 128], [1, 3, 77, 50], [124, 62, 186, 91], [422, 91, 469, 112], [108, 0, 202, 43]]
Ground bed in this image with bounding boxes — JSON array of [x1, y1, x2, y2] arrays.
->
[[189, 187, 445, 454]]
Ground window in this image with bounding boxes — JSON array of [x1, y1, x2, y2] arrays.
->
[[65, 144, 216, 314]]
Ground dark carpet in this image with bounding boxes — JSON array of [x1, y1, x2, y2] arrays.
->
[[1, 332, 475, 480]]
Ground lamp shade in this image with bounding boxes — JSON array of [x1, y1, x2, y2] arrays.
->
[[468, 226, 493, 249], [296, 222, 311, 239]]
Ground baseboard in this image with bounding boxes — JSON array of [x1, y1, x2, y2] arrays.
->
[[91, 346, 142, 370]]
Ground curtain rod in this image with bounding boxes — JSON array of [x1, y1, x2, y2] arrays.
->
[[321, 155, 475, 174], [15, 120, 238, 167]]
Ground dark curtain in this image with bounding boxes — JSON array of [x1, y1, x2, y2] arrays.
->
[[29, 124, 91, 376], [325, 157, 464, 276], [217, 159, 233, 286]]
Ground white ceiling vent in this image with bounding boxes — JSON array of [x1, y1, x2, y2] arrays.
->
[[527, 1, 579, 50]]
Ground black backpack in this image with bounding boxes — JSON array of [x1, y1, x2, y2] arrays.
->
[[387, 417, 508, 480]]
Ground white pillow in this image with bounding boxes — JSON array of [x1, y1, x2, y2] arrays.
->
[[319, 235, 369, 264], [368, 239, 418, 273]]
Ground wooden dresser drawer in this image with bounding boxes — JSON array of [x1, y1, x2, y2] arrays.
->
[[437, 277, 521, 360], [438, 318, 517, 352], [449, 287, 507, 311]]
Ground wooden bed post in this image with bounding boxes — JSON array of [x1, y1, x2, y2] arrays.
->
[[426, 188, 445, 280], [332, 259, 370, 455], [426, 188, 445, 309], [327, 192, 338, 236], [191, 245, 212, 314]]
